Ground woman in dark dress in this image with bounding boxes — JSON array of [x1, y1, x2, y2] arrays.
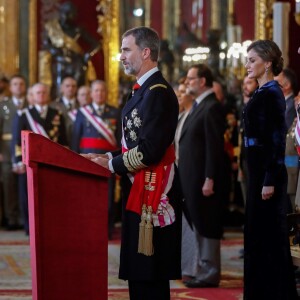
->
[[243, 40, 298, 299]]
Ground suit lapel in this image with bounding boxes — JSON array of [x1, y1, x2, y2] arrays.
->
[[31, 107, 45, 125], [180, 99, 207, 140]]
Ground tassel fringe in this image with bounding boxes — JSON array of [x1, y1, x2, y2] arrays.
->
[[137, 205, 154, 256], [138, 204, 147, 254]]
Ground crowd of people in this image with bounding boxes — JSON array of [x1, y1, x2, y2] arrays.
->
[[0, 75, 121, 239], [0, 25, 299, 299]]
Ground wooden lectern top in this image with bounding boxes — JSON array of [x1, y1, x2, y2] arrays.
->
[[22, 130, 111, 177]]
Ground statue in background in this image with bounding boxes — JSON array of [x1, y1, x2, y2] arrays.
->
[[159, 40, 175, 84], [41, 1, 100, 99]]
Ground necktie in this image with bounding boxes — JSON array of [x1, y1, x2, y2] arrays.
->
[[16, 100, 22, 109], [66, 101, 73, 111], [132, 83, 140, 96], [97, 106, 103, 116], [189, 101, 198, 115], [40, 107, 45, 118]]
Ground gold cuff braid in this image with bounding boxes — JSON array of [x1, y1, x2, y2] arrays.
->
[[123, 146, 147, 172]]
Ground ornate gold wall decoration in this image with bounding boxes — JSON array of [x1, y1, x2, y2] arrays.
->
[[97, 0, 120, 107], [211, 0, 221, 29], [144, 0, 151, 27], [29, 0, 37, 85], [255, 0, 274, 40], [0, 0, 19, 76]]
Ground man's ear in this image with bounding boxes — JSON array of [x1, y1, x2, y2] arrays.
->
[[142, 48, 151, 60], [285, 80, 291, 90], [199, 77, 206, 87]]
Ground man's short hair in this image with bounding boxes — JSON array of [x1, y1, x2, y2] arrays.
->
[[122, 26, 160, 62], [191, 64, 214, 87]]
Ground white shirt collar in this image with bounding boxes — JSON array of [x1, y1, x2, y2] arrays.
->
[[12, 96, 24, 107], [35, 104, 48, 114], [285, 92, 294, 100], [137, 67, 159, 86], [92, 103, 105, 111], [62, 96, 75, 107], [195, 89, 214, 105]]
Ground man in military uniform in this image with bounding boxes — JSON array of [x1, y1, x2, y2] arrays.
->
[[50, 76, 78, 147], [84, 27, 182, 300], [72, 80, 121, 239], [12, 83, 67, 235], [77, 85, 92, 107], [0, 74, 27, 230]]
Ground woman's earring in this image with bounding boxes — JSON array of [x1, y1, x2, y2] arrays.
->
[[265, 67, 269, 74]]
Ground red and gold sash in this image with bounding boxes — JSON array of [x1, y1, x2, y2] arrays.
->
[[125, 145, 175, 214], [123, 145, 176, 256]]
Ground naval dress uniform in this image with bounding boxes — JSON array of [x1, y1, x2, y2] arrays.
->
[[11, 105, 68, 234], [71, 102, 121, 238], [109, 69, 182, 300]]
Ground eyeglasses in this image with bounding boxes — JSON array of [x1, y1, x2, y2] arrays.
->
[[186, 76, 198, 81]]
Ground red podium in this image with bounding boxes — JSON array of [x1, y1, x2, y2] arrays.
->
[[22, 131, 111, 300]]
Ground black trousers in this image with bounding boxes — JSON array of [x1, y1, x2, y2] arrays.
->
[[128, 280, 170, 300]]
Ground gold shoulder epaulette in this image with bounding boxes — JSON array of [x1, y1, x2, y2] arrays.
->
[[149, 84, 167, 90]]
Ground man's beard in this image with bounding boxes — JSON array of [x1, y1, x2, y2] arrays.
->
[[123, 65, 135, 76]]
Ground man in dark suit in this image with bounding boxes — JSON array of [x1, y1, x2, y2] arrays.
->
[[72, 79, 121, 239], [50, 76, 78, 146], [178, 64, 225, 288], [12, 83, 67, 235], [275, 68, 299, 212], [0, 74, 27, 230], [83, 27, 182, 300], [275, 68, 298, 129]]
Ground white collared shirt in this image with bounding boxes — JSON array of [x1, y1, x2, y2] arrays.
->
[[285, 92, 293, 100], [12, 96, 24, 107], [35, 104, 48, 118], [136, 66, 159, 86], [13, 96, 25, 115], [62, 96, 76, 109], [92, 102, 105, 113], [194, 89, 214, 106]]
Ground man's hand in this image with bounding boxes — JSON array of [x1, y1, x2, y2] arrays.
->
[[81, 153, 108, 160], [202, 178, 214, 197], [91, 156, 109, 169], [12, 163, 26, 174], [81, 153, 110, 169]]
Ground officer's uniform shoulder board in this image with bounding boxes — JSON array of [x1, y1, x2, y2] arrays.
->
[[149, 84, 167, 90]]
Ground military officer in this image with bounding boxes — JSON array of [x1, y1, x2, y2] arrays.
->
[[0, 74, 27, 230], [50, 76, 78, 146], [72, 79, 121, 239], [83, 27, 182, 300], [12, 83, 67, 234], [77, 85, 92, 107]]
